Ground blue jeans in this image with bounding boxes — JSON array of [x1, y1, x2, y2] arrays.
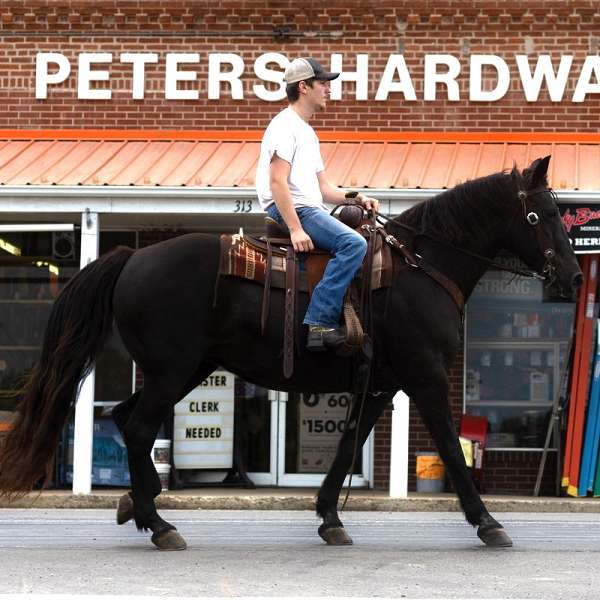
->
[[266, 204, 367, 328]]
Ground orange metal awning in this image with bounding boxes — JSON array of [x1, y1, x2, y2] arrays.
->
[[0, 131, 599, 191]]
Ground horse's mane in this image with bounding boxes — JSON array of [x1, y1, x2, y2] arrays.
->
[[396, 167, 526, 247]]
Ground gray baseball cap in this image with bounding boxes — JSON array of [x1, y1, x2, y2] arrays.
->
[[283, 57, 340, 84]]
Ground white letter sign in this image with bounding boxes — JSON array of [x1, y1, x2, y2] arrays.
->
[[424, 54, 461, 101], [573, 56, 600, 102], [208, 53, 245, 100], [253, 52, 287, 101], [329, 53, 369, 100], [375, 54, 417, 101], [120, 53, 158, 99], [78, 53, 112, 100], [36, 53, 71, 99], [173, 371, 234, 469], [470, 55, 510, 101], [165, 53, 200, 100], [516, 54, 573, 102]]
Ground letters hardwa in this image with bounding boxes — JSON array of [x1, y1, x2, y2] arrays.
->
[[35, 52, 600, 102]]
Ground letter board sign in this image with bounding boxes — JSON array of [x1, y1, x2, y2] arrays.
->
[[173, 371, 234, 469]]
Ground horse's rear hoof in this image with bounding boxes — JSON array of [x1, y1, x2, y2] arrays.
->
[[116, 493, 134, 525], [318, 525, 353, 546], [477, 526, 513, 548], [151, 529, 187, 551]]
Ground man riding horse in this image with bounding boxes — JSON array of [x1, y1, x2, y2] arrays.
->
[[255, 57, 379, 351]]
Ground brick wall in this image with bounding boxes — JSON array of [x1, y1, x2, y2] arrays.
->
[[0, 0, 598, 130]]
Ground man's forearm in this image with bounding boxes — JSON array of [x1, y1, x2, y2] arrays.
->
[[321, 182, 348, 205], [271, 180, 302, 231]]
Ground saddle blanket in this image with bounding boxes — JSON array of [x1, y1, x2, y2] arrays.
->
[[219, 232, 393, 292]]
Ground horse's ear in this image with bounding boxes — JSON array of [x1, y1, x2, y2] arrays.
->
[[527, 155, 551, 188]]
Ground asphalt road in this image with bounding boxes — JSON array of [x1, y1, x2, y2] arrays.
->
[[0, 509, 599, 599]]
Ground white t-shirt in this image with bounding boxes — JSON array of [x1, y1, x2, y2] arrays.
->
[[255, 107, 325, 211]]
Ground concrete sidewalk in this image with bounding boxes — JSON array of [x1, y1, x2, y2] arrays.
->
[[1, 487, 599, 512]]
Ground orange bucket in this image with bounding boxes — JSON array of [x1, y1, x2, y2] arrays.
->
[[416, 452, 445, 492]]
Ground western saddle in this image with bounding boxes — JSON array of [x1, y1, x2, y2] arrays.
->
[[218, 203, 393, 378]]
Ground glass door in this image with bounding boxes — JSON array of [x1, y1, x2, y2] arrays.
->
[[276, 390, 373, 487], [239, 383, 277, 485]]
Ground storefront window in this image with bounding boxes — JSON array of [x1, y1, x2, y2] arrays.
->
[[465, 256, 576, 449], [0, 231, 78, 415], [285, 392, 361, 474]]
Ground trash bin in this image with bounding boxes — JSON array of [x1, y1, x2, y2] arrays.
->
[[151, 439, 171, 464], [416, 452, 445, 492], [151, 439, 171, 491]]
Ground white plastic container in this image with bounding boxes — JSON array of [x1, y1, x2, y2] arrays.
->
[[152, 439, 171, 464], [155, 463, 171, 491]]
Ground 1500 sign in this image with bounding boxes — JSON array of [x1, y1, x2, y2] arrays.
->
[[298, 393, 351, 473], [302, 419, 346, 434]]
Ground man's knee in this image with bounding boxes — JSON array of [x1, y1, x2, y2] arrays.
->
[[349, 233, 367, 260], [334, 230, 367, 264]]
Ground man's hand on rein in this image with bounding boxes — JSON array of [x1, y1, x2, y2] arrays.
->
[[356, 193, 379, 214]]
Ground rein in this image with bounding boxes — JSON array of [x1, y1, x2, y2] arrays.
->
[[376, 186, 559, 284]]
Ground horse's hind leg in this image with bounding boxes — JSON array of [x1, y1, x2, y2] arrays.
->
[[316, 391, 393, 545], [112, 391, 141, 525], [117, 363, 216, 548], [411, 371, 513, 548], [120, 376, 187, 550]]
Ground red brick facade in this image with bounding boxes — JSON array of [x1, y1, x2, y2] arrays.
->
[[1, 0, 590, 493], [1, 1, 599, 131]]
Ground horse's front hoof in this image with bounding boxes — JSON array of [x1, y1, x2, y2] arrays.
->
[[151, 529, 187, 551], [318, 525, 353, 546], [477, 526, 513, 548], [116, 493, 134, 525]]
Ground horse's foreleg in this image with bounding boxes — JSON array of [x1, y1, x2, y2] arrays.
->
[[316, 391, 394, 545], [412, 375, 513, 548]]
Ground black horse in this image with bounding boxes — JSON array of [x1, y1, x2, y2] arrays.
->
[[0, 156, 581, 550]]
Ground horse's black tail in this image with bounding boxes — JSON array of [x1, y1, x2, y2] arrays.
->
[[0, 246, 135, 499]]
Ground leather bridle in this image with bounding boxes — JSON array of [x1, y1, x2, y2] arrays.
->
[[515, 187, 559, 287], [377, 185, 560, 284]]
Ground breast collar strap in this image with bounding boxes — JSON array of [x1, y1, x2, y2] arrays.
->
[[384, 234, 465, 314]]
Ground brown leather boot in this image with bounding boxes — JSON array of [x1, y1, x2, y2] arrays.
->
[[306, 325, 346, 352]]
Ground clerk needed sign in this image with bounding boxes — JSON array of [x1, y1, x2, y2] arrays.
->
[[173, 371, 234, 469]]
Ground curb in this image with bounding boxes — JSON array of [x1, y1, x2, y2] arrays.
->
[[1, 493, 599, 512]]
